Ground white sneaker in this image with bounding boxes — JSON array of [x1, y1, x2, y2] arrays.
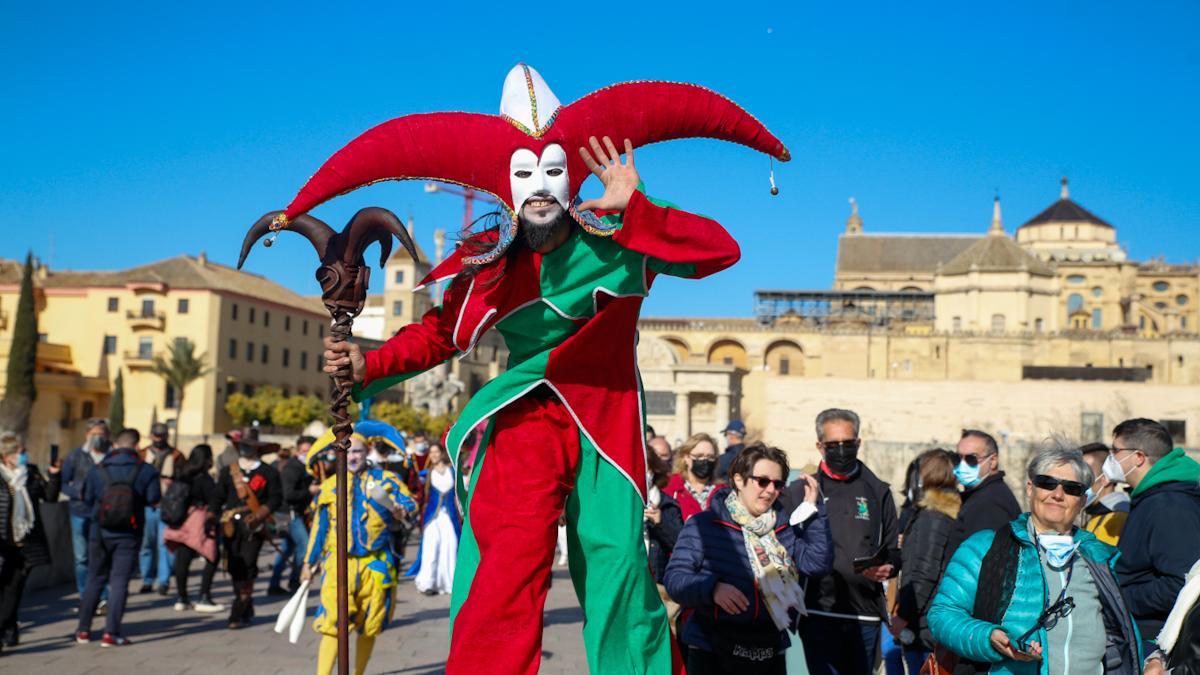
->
[[194, 599, 224, 613], [173, 601, 192, 611]]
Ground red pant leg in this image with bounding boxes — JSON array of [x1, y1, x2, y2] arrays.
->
[[447, 393, 580, 675]]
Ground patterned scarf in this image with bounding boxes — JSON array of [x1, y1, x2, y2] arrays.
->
[[723, 491, 806, 630], [0, 464, 35, 544]]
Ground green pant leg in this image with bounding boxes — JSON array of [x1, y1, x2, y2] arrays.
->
[[565, 433, 673, 674]]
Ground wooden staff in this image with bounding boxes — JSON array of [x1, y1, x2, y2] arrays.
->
[[240, 207, 416, 675]]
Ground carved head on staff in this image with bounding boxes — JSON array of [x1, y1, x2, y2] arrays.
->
[[238, 206, 418, 315]]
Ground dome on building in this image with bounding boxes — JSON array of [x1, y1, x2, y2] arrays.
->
[[1018, 177, 1112, 230]]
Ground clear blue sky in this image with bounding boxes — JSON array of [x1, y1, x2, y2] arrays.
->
[[2, 2, 1197, 317]]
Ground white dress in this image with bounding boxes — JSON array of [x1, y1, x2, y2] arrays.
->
[[414, 467, 458, 594]]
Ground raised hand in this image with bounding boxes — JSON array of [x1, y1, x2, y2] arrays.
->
[[578, 136, 639, 213]]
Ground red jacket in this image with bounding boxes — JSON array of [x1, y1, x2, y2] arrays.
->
[[664, 473, 723, 522]]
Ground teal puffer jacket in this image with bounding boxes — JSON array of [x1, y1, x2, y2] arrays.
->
[[928, 513, 1142, 675]]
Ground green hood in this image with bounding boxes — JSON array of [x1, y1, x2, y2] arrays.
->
[[1132, 447, 1200, 498]]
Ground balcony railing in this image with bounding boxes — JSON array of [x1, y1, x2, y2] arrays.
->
[[126, 309, 165, 330], [123, 350, 159, 368]]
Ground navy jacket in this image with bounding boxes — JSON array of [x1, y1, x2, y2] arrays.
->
[[1117, 479, 1200, 639], [81, 447, 161, 540], [664, 486, 833, 652], [61, 445, 101, 517]]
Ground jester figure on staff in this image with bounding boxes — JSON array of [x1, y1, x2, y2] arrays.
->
[[273, 63, 789, 673]]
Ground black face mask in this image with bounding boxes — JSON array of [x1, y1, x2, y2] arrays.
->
[[690, 458, 716, 480], [824, 444, 859, 475]]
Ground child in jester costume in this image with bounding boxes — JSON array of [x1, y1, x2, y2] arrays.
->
[[279, 63, 791, 673]]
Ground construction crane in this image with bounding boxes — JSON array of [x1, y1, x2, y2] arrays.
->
[[423, 182, 500, 235]]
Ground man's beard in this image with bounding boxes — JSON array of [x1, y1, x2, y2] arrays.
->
[[518, 207, 571, 250]]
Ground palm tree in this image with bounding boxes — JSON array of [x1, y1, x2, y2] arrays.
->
[[152, 338, 212, 448]]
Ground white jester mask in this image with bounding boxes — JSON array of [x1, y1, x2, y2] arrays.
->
[[509, 144, 570, 211], [501, 65, 570, 212]]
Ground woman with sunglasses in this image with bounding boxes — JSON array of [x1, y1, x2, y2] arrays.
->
[[664, 443, 833, 674], [929, 442, 1142, 675]]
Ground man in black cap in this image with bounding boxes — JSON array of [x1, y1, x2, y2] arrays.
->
[[715, 419, 746, 482], [138, 423, 178, 595], [215, 437, 282, 629]]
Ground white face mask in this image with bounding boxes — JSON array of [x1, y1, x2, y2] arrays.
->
[[1037, 533, 1079, 568], [509, 144, 569, 212], [1103, 452, 1134, 484]]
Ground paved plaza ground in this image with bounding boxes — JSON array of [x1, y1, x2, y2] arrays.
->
[[2, 549, 587, 675]]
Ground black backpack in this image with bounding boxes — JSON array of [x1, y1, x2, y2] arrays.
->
[[96, 464, 142, 532], [160, 479, 191, 527]]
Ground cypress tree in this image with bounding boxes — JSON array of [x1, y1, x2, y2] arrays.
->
[[108, 369, 125, 432], [1, 253, 38, 433]]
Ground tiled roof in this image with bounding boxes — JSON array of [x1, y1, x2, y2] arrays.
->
[[939, 235, 1056, 276], [836, 235, 981, 274], [1020, 198, 1112, 229], [0, 255, 326, 316]]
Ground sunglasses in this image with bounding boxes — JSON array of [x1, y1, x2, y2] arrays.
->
[[954, 453, 993, 467], [821, 439, 861, 451], [1016, 596, 1075, 651], [1032, 474, 1087, 497], [745, 475, 786, 490]]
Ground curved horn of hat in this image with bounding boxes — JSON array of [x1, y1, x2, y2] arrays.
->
[[550, 81, 791, 198], [281, 112, 523, 221]]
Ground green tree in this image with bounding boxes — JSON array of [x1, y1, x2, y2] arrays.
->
[[225, 392, 254, 427], [0, 253, 38, 434], [152, 338, 212, 447], [272, 395, 326, 430], [428, 411, 459, 438], [108, 369, 125, 432], [372, 398, 444, 437]]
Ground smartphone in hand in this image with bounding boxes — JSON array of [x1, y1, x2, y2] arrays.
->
[[50, 444, 60, 466]]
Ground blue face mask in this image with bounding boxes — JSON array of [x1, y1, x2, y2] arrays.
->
[[1037, 534, 1079, 568], [16, 453, 28, 468], [954, 462, 982, 488]]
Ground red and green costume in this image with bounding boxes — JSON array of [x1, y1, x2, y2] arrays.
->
[[265, 63, 789, 674]]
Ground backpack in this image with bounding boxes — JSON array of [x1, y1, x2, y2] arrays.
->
[[96, 464, 142, 532], [160, 479, 191, 527]]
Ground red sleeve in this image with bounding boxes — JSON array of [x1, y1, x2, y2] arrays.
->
[[362, 275, 467, 386], [610, 189, 741, 279]]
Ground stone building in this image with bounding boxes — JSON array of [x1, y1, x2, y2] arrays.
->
[[637, 179, 1200, 476], [0, 254, 331, 462]]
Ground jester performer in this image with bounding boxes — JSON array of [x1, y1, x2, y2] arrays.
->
[[271, 63, 790, 673], [300, 432, 416, 675]]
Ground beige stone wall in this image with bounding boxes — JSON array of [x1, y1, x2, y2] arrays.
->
[[760, 376, 1200, 487], [933, 269, 1059, 333], [639, 323, 1200, 386]]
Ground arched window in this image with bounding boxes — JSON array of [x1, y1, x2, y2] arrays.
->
[[707, 340, 748, 370], [1067, 293, 1084, 313], [1067, 275, 1086, 285], [991, 314, 1006, 333], [952, 316, 962, 332], [764, 341, 804, 377], [1035, 318, 1044, 333]]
